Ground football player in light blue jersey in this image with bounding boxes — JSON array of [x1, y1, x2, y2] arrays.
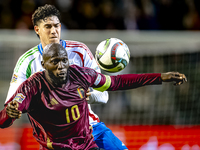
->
[[6, 4, 128, 150]]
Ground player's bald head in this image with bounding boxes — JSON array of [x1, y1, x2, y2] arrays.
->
[[43, 43, 67, 62], [41, 43, 69, 87]]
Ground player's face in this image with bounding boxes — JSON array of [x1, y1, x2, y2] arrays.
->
[[44, 49, 69, 86], [34, 16, 61, 48]]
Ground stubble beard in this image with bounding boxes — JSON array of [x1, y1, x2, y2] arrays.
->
[[47, 70, 67, 87]]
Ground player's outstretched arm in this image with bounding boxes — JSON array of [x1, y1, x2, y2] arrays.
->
[[161, 72, 187, 85]]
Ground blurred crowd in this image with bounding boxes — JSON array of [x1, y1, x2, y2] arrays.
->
[[1, 0, 200, 30]]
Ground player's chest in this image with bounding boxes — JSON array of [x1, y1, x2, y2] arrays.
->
[[33, 85, 87, 124], [43, 83, 86, 108]]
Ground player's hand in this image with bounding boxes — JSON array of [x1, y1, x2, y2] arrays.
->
[[161, 72, 187, 86], [6, 100, 22, 119], [86, 88, 91, 101]]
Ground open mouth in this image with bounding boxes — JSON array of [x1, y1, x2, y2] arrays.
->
[[58, 72, 66, 78]]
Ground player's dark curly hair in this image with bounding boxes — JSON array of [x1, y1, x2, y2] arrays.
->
[[32, 4, 61, 26]]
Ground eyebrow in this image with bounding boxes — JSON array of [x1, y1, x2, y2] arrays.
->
[[44, 23, 60, 26]]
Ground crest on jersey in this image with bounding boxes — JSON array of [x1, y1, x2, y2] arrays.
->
[[11, 74, 18, 83], [13, 93, 26, 103], [77, 87, 85, 98]]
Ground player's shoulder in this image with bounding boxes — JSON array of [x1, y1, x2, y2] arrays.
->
[[27, 71, 44, 81], [14, 45, 40, 71], [63, 39, 91, 53], [63, 39, 93, 60], [18, 45, 40, 61], [63, 40, 88, 49], [69, 65, 95, 74], [20, 71, 45, 91]]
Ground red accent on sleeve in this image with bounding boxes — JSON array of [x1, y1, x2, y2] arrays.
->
[[72, 51, 84, 67]]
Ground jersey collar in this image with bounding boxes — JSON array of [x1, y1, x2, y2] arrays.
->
[[38, 40, 66, 55]]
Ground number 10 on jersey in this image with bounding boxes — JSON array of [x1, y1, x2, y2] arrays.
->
[[66, 105, 80, 123]]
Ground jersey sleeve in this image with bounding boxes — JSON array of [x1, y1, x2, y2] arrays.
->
[[6, 71, 27, 103], [0, 107, 13, 128], [0, 77, 39, 128], [6, 79, 38, 112], [5, 50, 36, 103], [92, 73, 162, 92]]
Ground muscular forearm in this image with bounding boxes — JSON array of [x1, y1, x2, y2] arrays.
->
[[0, 107, 14, 128]]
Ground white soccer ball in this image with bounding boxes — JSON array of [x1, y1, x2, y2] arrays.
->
[[95, 38, 130, 73]]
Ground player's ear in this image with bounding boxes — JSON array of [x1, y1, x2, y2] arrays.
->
[[34, 25, 39, 35]]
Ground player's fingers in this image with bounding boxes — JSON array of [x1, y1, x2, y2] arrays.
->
[[174, 81, 182, 86], [86, 88, 91, 101], [172, 74, 187, 82], [171, 76, 182, 82], [13, 100, 19, 106], [8, 101, 18, 109], [86, 92, 91, 97], [7, 110, 22, 119], [87, 88, 90, 92], [173, 73, 187, 82], [86, 93, 91, 100], [181, 74, 187, 82], [13, 100, 19, 110], [11, 112, 21, 119], [16, 111, 22, 119], [8, 101, 15, 109], [174, 78, 187, 85], [6, 103, 15, 112]]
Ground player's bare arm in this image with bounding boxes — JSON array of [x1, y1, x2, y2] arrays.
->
[[161, 72, 187, 85], [6, 100, 22, 119]]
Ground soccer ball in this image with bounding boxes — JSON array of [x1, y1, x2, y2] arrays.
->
[[95, 38, 130, 73]]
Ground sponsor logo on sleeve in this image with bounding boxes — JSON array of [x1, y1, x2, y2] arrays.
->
[[11, 74, 18, 83], [13, 93, 26, 103], [94, 74, 101, 86]]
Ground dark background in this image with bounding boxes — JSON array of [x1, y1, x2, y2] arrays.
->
[[1, 0, 200, 30]]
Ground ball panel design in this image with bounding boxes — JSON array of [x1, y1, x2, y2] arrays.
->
[[95, 38, 130, 73]]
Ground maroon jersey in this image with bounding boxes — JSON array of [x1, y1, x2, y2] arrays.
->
[[0, 65, 162, 149]]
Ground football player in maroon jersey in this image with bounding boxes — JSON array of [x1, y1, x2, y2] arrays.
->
[[0, 43, 186, 150]]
